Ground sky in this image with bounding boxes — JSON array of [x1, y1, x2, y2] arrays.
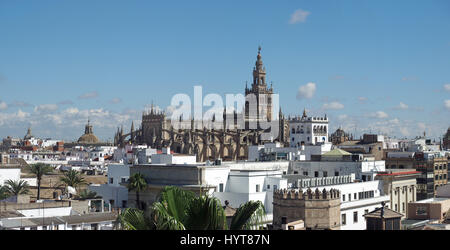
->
[[0, 0, 449, 142]]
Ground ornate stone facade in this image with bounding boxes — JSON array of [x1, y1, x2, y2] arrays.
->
[[330, 127, 352, 145], [114, 48, 290, 162]]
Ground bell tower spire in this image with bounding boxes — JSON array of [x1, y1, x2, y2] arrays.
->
[[253, 46, 266, 87]]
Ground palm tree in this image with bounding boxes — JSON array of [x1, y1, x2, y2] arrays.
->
[[0, 185, 10, 200], [4, 179, 30, 196], [29, 163, 53, 200], [60, 169, 87, 196], [116, 186, 266, 230], [127, 172, 147, 210]]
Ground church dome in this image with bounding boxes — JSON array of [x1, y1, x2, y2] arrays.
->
[[77, 119, 100, 144], [77, 133, 99, 144]]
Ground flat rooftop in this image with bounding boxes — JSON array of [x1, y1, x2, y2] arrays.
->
[[414, 197, 450, 204]]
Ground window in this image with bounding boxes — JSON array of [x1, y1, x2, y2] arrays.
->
[[416, 207, 427, 215], [323, 171, 328, 177], [335, 171, 339, 176], [395, 204, 398, 211], [402, 203, 405, 212], [219, 183, 224, 192], [109, 178, 114, 184], [256, 184, 260, 192], [435, 175, 439, 180], [354, 193, 357, 200], [303, 171, 308, 176], [353, 212, 358, 223], [267, 184, 270, 190], [342, 214, 346, 225], [343, 194, 346, 202], [364, 209, 369, 214], [122, 200, 127, 208], [121, 177, 126, 183], [314, 171, 319, 177], [294, 171, 298, 174], [348, 194, 351, 201], [273, 185, 278, 190]]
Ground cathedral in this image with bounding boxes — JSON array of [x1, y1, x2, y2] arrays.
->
[[114, 47, 290, 162]]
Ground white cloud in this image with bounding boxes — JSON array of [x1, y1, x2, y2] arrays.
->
[[389, 118, 400, 125], [78, 91, 99, 100], [370, 111, 389, 119], [322, 101, 344, 110], [445, 100, 450, 110], [289, 9, 310, 24], [64, 107, 79, 115], [34, 104, 59, 113], [0, 101, 7, 110], [296, 82, 316, 100], [418, 122, 426, 130], [337, 114, 348, 121], [58, 100, 74, 105], [443, 84, 450, 92], [396, 102, 408, 110], [399, 127, 410, 136]]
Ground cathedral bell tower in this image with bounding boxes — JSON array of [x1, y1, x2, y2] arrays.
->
[[245, 46, 274, 129]]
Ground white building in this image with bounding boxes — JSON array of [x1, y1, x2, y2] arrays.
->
[[285, 174, 389, 230], [288, 159, 386, 181], [289, 110, 329, 146], [211, 161, 289, 223], [150, 147, 197, 165], [0, 201, 116, 230], [89, 164, 130, 208]]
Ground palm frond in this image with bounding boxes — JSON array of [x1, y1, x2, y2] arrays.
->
[[4, 179, 30, 196], [151, 202, 186, 230], [185, 196, 227, 230], [230, 200, 266, 230], [116, 208, 151, 230], [158, 186, 195, 224]]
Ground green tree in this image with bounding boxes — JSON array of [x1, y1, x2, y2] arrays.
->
[[77, 189, 101, 200], [116, 186, 266, 230], [4, 179, 30, 196], [0, 185, 10, 200], [29, 163, 53, 200], [127, 172, 148, 210], [59, 169, 87, 195]]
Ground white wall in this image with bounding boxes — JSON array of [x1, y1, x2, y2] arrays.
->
[[0, 168, 21, 185], [17, 207, 73, 218]]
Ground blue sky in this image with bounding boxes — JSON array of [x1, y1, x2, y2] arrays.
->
[[0, 0, 449, 142]]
